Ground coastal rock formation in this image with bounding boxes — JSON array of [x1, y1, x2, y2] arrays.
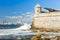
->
[[31, 34, 41, 40], [31, 34, 60, 40], [32, 4, 60, 32]]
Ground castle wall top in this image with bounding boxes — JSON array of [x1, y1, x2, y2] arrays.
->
[[35, 4, 41, 8], [35, 4, 60, 13], [34, 12, 60, 18]]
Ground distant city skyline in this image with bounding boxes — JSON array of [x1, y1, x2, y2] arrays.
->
[[0, 0, 60, 23]]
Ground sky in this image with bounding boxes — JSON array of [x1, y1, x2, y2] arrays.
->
[[0, 0, 60, 23]]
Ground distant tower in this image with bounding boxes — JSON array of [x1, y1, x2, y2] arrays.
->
[[35, 4, 41, 14]]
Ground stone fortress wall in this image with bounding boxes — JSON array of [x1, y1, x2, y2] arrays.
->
[[32, 4, 60, 32]]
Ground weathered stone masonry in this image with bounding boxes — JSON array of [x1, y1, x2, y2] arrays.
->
[[32, 4, 60, 32]]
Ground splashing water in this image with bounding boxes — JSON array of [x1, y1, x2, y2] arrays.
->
[[0, 23, 32, 35], [0, 23, 34, 39], [15, 23, 31, 30]]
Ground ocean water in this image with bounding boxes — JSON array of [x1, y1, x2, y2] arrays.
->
[[0, 24, 22, 29], [0, 23, 33, 40]]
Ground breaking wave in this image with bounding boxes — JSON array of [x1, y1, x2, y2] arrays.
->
[[15, 23, 31, 30], [0, 23, 32, 34]]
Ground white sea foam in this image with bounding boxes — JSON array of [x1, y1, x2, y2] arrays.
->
[[0, 23, 32, 35], [15, 23, 31, 30]]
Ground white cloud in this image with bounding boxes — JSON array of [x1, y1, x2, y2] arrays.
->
[[22, 12, 34, 16], [6, 16, 22, 19], [5, 11, 34, 24], [22, 12, 34, 24], [22, 14, 26, 15], [26, 12, 31, 14]]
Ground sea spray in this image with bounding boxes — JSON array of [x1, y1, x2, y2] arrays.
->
[[0, 23, 32, 35]]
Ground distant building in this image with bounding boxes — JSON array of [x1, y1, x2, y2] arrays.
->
[[32, 4, 60, 32]]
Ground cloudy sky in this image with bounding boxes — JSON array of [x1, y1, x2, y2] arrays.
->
[[0, 0, 60, 23]]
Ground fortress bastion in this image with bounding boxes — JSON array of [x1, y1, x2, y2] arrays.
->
[[32, 4, 60, 32]]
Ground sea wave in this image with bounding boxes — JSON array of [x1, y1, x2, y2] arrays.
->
[[0, 23, 31, 33], [0, 23, 33, 39]]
